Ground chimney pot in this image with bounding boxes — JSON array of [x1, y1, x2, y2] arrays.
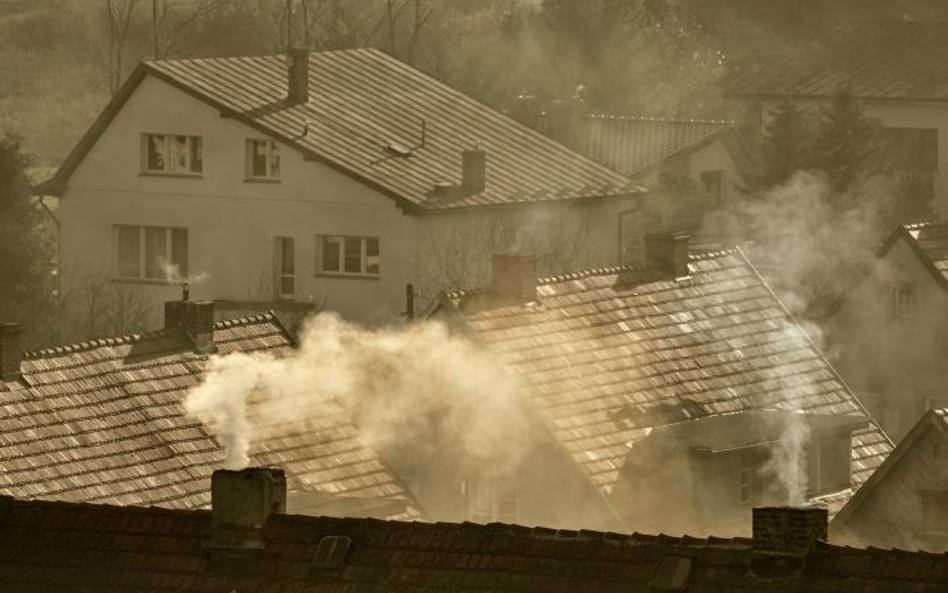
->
[[491, 254, 537, 304], [0, 323, 23, 382], [165, 300, 216, 353], [211, 468, 287, 549], [287, 47, 310, 104], [751, 507, 827, 573], [645, 233, 690, 278], [462, 147, 486, 194]]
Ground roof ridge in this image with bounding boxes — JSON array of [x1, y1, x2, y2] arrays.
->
[[22, 311, 278, 360], [584, 112, 734, 126], [903, 220, 945, 230]]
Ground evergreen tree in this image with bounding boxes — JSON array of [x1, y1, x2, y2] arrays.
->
[[757, 100, 817, 190], [813, 88, 884, 195]]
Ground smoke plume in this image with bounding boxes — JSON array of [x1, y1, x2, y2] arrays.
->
[[185, 313, 534, 476], [161, 261, 210, 286]]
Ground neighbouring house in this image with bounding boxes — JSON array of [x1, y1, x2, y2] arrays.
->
[[727, 21, 948, 211], [35, 48, 638, 328], [0, 302, 420, 520], [824, 222, 948, 443], [3, 468, 948, 592], [832, 409, 948, 552], [428, 234, 892, 538]]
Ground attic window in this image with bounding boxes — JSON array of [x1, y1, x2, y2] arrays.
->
[[807, 433, 852, 495], [892, 284, 916, 319], [142, 133, 202, 175], [651, 555, 693, 591], [312, 535, 352, 570], [919, 491, 948, 539]]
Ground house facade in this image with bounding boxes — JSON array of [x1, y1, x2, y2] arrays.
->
[[832, 410, 948, 552], [430, 235, 892, 538], [38, 49, 638, 329], [727, 22, 948, 210], [825, 222, 948, 443]]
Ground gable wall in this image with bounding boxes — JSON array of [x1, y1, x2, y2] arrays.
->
[[826, 237, 948, 442]]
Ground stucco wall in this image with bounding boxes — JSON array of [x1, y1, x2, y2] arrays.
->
[[826, 237, 948, 442], [58, 74, 644, 329]]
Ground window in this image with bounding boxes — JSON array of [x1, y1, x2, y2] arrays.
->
[[246, 139, 281, 180], [892, 285, 917, 319], [464, 479, 518, 523], [317, 235, 380, 277], [700, 170, 725, 206], [141, 134, 203, 174], [114, 225, 188, 280], [807, 433, 852, 495], [884, 128, 938, 172], [920, 491, 948, 534], [274, 236, 295, 300]]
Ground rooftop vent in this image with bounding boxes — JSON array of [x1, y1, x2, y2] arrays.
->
[[491, 254, 537, 305], [287, 47, 309, 104], [165, 300, 216, 354], [645, 233, 690, 279], [462, 146, 486, 194], [0, 323, 22, 382], [211, 468, 287, 550]]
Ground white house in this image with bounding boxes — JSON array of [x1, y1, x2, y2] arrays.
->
[[37, 48, 639, 327]]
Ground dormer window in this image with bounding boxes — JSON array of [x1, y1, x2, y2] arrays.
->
[[142, 134, 202, 175], [807, 432, 852, 495], [892, 284, 916, 319], [246, 139, 281, 180]]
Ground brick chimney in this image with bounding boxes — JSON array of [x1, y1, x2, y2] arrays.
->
[[491, 254, 537, 304], [165, 300, 216, 353], [211, 468, 287, 549], [751, 507, 827, 575], [0, 323, 22, 382], [645, 233, 690, 278], [287, 47, 309, 104], [462, 146, 486, 194]]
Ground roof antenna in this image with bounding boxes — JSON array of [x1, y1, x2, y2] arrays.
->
[[182, 282, 190, 302], [410, 117, 427, 151]]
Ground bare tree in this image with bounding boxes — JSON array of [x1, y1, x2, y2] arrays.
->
[[150, 0, 254, 59], [59, 269, 154, 342], [101, 0, 139, 94]]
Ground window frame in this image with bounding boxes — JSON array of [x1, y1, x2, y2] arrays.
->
[[113, 224, 188, 282], [141, 133, 203, 176], [806, 432, 852, 496], [274, 236, 295, 301], [700, 169, 726, 207], [245, 138, 281, 181], [316, 235, 380, 278], [463, 478, 518, 524], [919, 490, 948, 537], [892, 284, 917, 320]]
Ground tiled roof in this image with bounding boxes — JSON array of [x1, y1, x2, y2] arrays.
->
[[0, 314, 419, 519], [43, 49, 637, 210], [444, 250, 891, 515], [3, 496, 948, 592], [579, 114, 733, 177], [727, 22, 948, 101], [905, 221, 948, 281]]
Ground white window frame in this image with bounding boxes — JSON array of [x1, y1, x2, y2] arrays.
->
[[274, 236, 295, 301], [246, 138, 281, 180], [463, 478, 518, 524], [316, 235, 380, 277], [141, 133, 203, 175], [113, 224, 188, 281]]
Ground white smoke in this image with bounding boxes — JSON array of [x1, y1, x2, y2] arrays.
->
[[184, 313, 534, 476], [161, 261, 210, 286]]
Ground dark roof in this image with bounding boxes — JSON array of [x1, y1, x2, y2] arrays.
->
[[579, 114, 743, 177], [0, 314, 419, 519], [4, 496, 948, 592], [905, 221, 948, 280], [40, 49, 638, 210], [439, 249, 891, 518], [728, 22, 948, 102]]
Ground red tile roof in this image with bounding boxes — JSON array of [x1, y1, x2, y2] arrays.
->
[[440, 249, 891, 516], [2, 496, 947, 592], [727, 22, 948, 102], [579, 114, 735, 177], [0, 313, 419, 519], [41, 49, 638, 210]]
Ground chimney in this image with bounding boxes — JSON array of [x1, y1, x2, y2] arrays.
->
[[287, 47, 309, 104], [462, 146, 486, 194], [545, 90, 586, 149], [751, 507, 827, 575], [645, 233, 690, 278], [491, 254, 537, 304], [211, 468, 287, 550], [165, 300, 216, 353], [0, 323, 22, 382]]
